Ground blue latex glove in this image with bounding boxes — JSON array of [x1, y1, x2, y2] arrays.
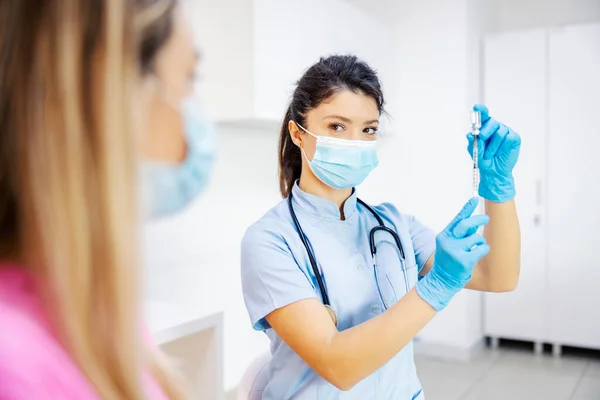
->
[[416, 197, 490, 311], [467, 104, 521, 203]]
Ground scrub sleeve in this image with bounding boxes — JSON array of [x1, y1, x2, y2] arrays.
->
[[241, 226, 317, 331]]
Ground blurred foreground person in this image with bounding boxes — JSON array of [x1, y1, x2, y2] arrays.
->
[[0, 0, 213, 398]]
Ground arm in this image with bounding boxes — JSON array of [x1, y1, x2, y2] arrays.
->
[[242, 200, 487, 391], [419, 105, 523, 292], [469, 199, 520, 291], [242, 227, 433, 390], [266, 290, 435, 391], [420, 199, 520, 292]]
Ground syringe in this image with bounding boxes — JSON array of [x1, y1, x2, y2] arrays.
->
[[470, 111, 481, 197]]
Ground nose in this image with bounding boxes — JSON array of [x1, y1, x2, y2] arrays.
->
[[350, 128, 367, 141]]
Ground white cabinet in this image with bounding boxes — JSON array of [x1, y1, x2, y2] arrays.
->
[[547, 24, 600, 350], [483, 23, 600, 351], [182, 0, 394, 125]]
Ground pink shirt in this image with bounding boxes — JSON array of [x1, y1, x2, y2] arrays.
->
[[0, 265, 169, 399]]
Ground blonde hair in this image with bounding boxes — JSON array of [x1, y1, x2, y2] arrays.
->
[[0, 1, 186, 399]]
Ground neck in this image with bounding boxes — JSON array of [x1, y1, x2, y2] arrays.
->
[[298, 168, 353, 220]]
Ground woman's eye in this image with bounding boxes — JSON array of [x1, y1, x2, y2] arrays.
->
[[329, 123, 344, 132], [364, 127, 378, 135]]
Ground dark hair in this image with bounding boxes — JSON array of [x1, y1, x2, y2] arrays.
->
[[136, 0, 177, 75], [278, 55, 385, 197]]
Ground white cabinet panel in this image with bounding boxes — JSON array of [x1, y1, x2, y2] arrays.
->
[[547, 23, 600, 349], [253, 0, 394, 121], [483, 23, 600, 351], [185, 0, 394, 124], [483, 29, 548, 343]]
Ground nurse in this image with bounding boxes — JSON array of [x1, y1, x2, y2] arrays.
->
[[241, 55, 521, 399]]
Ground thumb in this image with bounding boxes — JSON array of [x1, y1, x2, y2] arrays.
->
[[473, 104, 490, 123]]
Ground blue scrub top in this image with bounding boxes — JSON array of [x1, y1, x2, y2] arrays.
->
[[241, 183, 436, 400]]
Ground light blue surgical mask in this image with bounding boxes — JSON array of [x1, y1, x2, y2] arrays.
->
[[142, 97, 217, 220], [297, 123, 379, 189]]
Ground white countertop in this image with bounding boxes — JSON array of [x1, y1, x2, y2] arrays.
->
[[146, 299, 223, 345]]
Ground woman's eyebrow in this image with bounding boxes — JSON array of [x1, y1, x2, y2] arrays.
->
[[323, 115, 353, 123], [323, 115, 379, 125]]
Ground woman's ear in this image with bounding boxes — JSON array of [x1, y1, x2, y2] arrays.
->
[[288, 120, 303, 148]]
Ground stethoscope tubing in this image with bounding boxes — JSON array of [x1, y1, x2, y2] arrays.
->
[[288, 193, 408, 312]]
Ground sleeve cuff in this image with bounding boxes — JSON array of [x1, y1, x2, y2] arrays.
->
[[251, 293, 318, 331]]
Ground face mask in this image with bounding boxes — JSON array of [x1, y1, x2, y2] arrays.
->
[[142, 97, 217, 220], [297, 123, 379, 189]]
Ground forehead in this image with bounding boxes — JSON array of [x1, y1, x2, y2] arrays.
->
[[154, 6, 195, 65], [171, 7, 196, 55], [309, 90, 379, 120]]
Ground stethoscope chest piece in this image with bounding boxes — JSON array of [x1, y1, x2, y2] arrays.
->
[[325, 305, 338, 327]]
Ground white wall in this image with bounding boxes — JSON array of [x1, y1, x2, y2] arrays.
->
[[253, 0, 396, 123], [351, 0, 600, 30], [182, 0, 254, 121], [389, 0, 483, 352], [485, 0, 600, 32]]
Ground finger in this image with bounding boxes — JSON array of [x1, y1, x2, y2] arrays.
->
[[505, 129, 522, 150], [483, 124, 509, 160], [473, 104, 490, 123], [445, 197, 480, 232], [460, 234, 487, 250], [452, 215, 490, 238], [467, 243, 491, 263], [478, 118, 500, 141]]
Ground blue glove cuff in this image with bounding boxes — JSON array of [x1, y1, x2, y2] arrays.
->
[[479, 172, 515, 203], [415, 269, 466, 312]]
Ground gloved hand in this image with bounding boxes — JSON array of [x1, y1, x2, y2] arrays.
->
[[416, 197, 490, 311], [467, 104, 521, 203]]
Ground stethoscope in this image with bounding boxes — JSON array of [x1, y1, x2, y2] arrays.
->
[[288, 192, 408, 326]]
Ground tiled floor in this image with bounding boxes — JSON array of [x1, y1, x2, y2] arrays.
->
[[416, 345, 600, 400]]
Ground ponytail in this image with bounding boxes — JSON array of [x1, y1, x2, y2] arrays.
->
[[278, 105, 302, 198]]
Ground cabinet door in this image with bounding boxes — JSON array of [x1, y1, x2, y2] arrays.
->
[[483, 29, 548, 342], [548, 23, 600, 349]]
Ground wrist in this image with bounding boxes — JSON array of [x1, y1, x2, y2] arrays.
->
[[479, 172, 515, 203], [415, 268, 465, 312]]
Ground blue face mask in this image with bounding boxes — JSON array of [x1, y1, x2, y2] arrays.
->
[[297, 123, 379, 189], [142, 98, 217, 220]]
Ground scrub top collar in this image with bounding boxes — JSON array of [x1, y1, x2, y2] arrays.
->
[[291, 181, 357, 221]]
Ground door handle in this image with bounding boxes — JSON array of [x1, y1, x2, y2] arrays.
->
[[534, 214, 541, 226]]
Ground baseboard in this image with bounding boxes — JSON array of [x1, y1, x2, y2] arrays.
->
[[413, 338, 486, 361]]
